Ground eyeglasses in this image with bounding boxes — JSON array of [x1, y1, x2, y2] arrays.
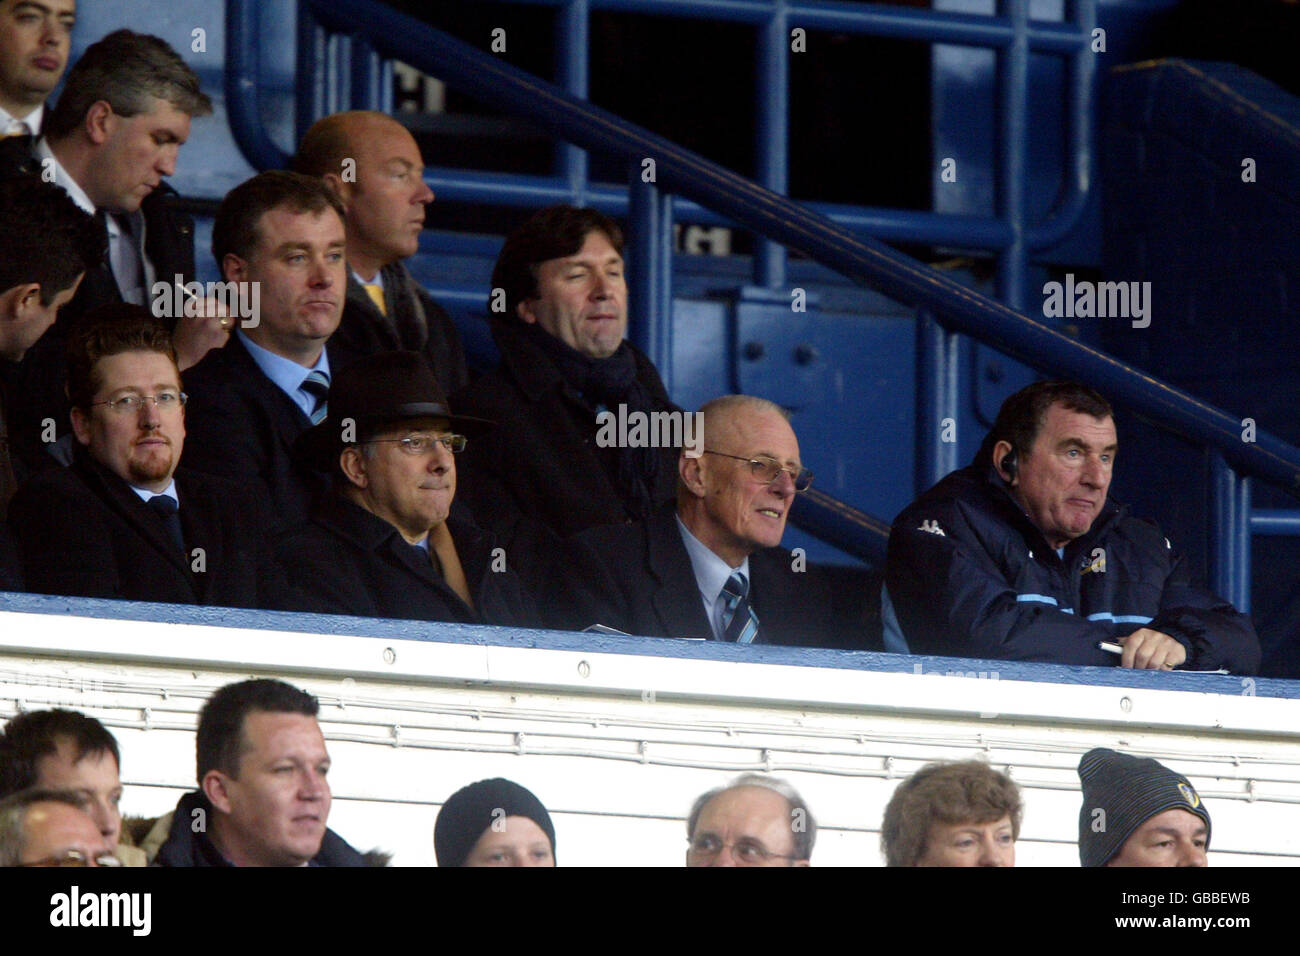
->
[[362, 433, 467, 455], [687, 834, 798, 866], [20, 849, 123, 868], [702, 451, 813, 492], [91, 391, 187, 414]]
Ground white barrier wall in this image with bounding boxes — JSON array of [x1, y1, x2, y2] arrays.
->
[[2, 608, 1298, 866]]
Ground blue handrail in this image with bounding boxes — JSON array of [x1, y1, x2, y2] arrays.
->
[[282, 0, 1300, 500]]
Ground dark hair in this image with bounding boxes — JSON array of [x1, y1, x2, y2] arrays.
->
[[490, 205, 624, 318], [196, 679, 319, 783], [65, 305, 176, 411], [0, 788, 92, 866], [0, 179, 104, 305], [212, 171, 347, 270], [45, 30, 212, 141], [978, 380, 1114, 470], [0, 710, 121, 799], [880, 760, 1022, 867]]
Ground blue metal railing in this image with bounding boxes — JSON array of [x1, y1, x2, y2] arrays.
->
[[224, 0, 1300, 608]]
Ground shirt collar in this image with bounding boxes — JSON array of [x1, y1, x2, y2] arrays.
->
[[352, 268, 383, 289], [0, 102, 41, 136], [675, 513, 749, 606], [129, 478, 179, 506], [237, 329, 330, 397]]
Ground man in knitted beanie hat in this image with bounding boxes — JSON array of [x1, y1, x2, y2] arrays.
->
[[434, 778, 556, 867], [1077, 748, 1210, 867]]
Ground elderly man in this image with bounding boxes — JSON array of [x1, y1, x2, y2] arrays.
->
[[884, 380, 1260, 672], [686, 774, 814, 867], [293, 110, 467, 392], [0, 708, 145, 865], [7, 306, 285, 606], [155, 678, 364, 867], [0, 787, 115, 866], [880, 760, 1020, 867], [0, 0, 76, 136], [1078, 748, 1210, 867], [452, 204, 681, 555], [556, 394, 847, 647], [276, 350, 534, 625], [182, 171, 347, 527], [2, 29, 218, 473]]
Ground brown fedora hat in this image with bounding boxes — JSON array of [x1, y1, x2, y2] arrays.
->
[[293, 351, 494, 471]]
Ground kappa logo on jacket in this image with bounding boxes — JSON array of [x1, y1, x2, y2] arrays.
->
[[918, 519, 945, 536]]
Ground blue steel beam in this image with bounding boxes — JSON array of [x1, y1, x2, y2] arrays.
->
[[226, 0, 292, 170], [302, 0, 1300, 498], [753, 2, 788, 290], [995, 0, 1029, 310], [914, 311, 960, 494], [1211, 455, 1252, 612], [1251, 512, 1300, 536], [555, 0, 590, 204]]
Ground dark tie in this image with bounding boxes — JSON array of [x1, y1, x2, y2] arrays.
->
[[300, 370, 329, 425], [147, 495, 185, 556], [720, 571, 760, 644]]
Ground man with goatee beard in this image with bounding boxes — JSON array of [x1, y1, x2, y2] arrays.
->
[[6, 305, 286, 607]]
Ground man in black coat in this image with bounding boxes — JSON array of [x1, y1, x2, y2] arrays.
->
[[451, 205, 681, 563], [276, 350, 536, 627], [155, 679, 366, 867], [0, 30, 222, 475], [292, 110, 468, 393], [181, 171, 348, 528], [0, 0, 75, 137], [6, 306, 286, 608], [555, 394, 851, 649]]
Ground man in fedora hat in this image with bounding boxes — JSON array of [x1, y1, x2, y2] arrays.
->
[[275, 350, 535, 626]]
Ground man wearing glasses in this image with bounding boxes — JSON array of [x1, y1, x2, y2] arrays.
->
[[6, 305, 284, 606], [276, 350, 534, 625], [685, 774, 814, 867], [0, 788, 117, 867], [555, 394, 845, 647]]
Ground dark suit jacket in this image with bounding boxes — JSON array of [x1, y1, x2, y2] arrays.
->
[[6, 453, 288, 607], [331, 264, 468, 394], [180, 335, 329, 529], [0, 136, 196, 475], [451, 318, 680, 564], [555, 506, 854, 649], [275, 494, 537, 627]]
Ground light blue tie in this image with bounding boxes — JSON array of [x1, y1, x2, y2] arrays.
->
[[301, 370, 329, 425], [720, 570, 760, 644]]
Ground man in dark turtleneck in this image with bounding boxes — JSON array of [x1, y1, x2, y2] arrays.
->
[[452, 205, 681, 578]]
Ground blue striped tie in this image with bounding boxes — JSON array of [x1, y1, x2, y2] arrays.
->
[[720, 571, 760, 644], [301, 370, 329, 425]]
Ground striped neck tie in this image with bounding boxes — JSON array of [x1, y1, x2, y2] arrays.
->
[[720, 570, 760, 644], [301, 369, 329, 424], [362, 282, 387, 316]]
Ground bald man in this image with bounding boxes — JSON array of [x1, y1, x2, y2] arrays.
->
[[293, 110, 467, 392]]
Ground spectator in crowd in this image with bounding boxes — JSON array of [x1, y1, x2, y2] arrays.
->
[[0, 0, 75, 136], [557, 394, 850, 647], [277, 350, 534, 625], [884, 380, 1260, 672], [0, 707, 145, 865], [293, 110, 467, 392], [1, 29, 218, 473], [7, 307, 286, 607], [155, 678, 364, 867], [880, 759, 1020, 867], [0, 177, 102, 588], [686, 774, 814, 867], [182, 171, 346, 527], [452, 205, 681, 564], [434, 777, 556, 867], [0, 787, 115, 866], [1078, 747, 1210, 867]]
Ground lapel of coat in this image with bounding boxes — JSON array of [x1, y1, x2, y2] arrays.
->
[[645, 510, 713, 640], [228, 335, 314, 452], [174, 470, 220, 602]]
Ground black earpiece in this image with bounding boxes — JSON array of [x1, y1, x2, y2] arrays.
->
[[1000, 448, 1018, 484]]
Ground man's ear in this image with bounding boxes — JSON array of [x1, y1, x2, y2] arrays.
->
[[69, 404, 92, 447], [201, 770, 234, 814], [679, 452, 706, 498], [339, 447, 368, 489], [10, 283, 41, 319], [321, 172, 353, 212], [515, 299, 537, 325], [84, 100, 115, 146], [992, 439, 1016, 484], [222, 253, 247, 285]]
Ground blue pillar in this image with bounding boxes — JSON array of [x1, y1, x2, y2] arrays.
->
[[995, 0, 1028, 310], [1211, 453, 1252, 612], [915, 311, 960, 493], [753, 3, 788, 290], [628, 173, 674, 390], [555, 0, 589, 205]]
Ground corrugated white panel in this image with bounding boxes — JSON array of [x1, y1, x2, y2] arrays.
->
[[2, 610, 1298, 866]]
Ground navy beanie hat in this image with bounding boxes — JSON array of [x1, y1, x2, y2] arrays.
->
[[1077, 748, 1211, 867], [434, 778, 556, 867]]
